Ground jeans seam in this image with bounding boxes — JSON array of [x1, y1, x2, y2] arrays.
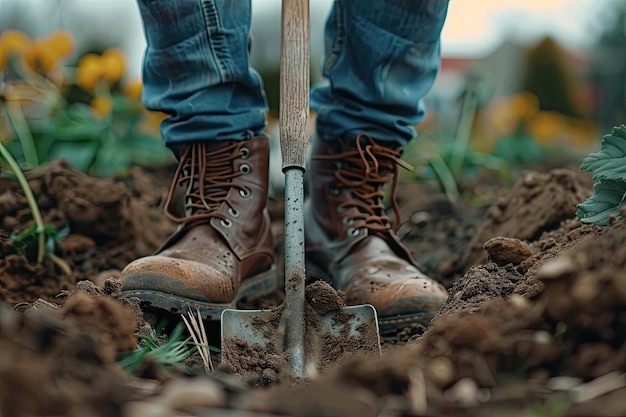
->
[[322, 0, 345, 77], [200, 0, 235, 83]]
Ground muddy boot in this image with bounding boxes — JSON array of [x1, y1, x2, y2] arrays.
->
[[120, 137, 277, 319], [305, 134, 448, 335]]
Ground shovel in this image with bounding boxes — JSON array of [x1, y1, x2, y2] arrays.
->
[[220, 0, 381, 379]]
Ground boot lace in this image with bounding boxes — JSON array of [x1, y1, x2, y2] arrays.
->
[[163, 142, 249, 227], [314, 134, 412, 234]]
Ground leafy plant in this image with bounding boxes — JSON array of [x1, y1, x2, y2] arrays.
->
[[405, 77, 509, 203], [11, 222, 70, 256], [0, 29, 173, 177], [117, 322, 196, 374], [576, 125, 626, 226], [491, 128, 546, 165], [0, 140, 71, 273]]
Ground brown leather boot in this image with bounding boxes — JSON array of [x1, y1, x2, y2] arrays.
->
[[120, 137, 277, 319], [305, 134, 447, 335]]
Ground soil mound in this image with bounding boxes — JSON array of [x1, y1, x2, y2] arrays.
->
[[3, 161, 625, 416], [0, 161, 175, 303]]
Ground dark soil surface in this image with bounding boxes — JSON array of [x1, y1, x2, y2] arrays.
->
[[3, 159, 626, 417]]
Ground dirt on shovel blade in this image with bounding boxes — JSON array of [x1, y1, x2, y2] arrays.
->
[[222, 281, 379, 382]]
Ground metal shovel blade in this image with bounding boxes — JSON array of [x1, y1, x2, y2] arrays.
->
[[221, 303, 381, 376]]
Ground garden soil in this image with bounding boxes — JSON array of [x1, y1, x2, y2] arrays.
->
[[2, 160, 626, 416]]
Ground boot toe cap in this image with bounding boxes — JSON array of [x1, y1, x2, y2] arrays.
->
[[346, 274, 448, 334], [120, 256, 236, 308]]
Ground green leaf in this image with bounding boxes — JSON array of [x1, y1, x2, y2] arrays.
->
[[576, 181, 626, 226], [90, 143, 132, 177], [11, 223, 60, 255], [580, 125, 626, 181], [492, 131, 545, 164], [125, 133, 174, 166], [47, 141, 100, 173], [117, 322, 195, 374], [45, 223, 70, 254], [49, 104, 109, 142]]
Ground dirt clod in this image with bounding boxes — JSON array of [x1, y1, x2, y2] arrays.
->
[[58, 291, 137, 362], [305, 280, 345, 315], [483, 237, 533, 266]]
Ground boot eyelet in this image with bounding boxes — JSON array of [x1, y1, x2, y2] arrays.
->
[[347, 228, 360, 237], [221, 219, 232, 228], [240, 163, 251, 174], [342, 217, 353, 225], [228, 207, 240, 217], [240, 189, 251, 198], [329, 187, 340, 196], [240, 147, 249, 159]]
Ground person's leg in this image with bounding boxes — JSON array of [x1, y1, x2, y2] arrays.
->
[[139, 0, 268, 144], [306, 0, 450, 335], [120, 0, 276, 319], [311, 0, 448, 146]]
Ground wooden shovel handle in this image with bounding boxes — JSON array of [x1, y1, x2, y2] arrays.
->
[[280, 0, 310, 171]]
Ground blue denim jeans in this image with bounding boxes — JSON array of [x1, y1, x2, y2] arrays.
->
[[137, 0, 449, 147]]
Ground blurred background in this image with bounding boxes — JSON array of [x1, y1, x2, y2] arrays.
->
[[1, 0, 625, 199]]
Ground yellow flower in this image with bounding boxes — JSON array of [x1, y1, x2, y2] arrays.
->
[[101, 48, 126, 84], [512, 92, 539, 120], [46, 29, 74, 61], [76, 53, 103, 91], [24, 39, 57, 72], [0, 30, 31, 55], [123, 80, 142, 99], [526, 111, 564, 146], [91, 94, 113, 117], [0, 30, 31, 69]]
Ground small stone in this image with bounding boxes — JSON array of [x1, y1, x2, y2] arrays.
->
[[508, 294, 530, 311], [446, 378, 480, 406], [428, 356, 455, 387], [537, 256, 576, 280], [571, 372, 626, 403], [410, 211, 431, 227], [483, 237, 532, 266], [533, 330, 552, 345], [547, 376, 583, 391], [407, 367, 427, 415], [262, 368, 278, 385], [158, 378, 226, 410]]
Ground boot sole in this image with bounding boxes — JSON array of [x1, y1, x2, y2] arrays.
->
[[305, 260, 433, 336], [122, 266, 278, 321]]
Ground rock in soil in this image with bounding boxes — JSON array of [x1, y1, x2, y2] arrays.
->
[[483, 237, 533, 266]]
